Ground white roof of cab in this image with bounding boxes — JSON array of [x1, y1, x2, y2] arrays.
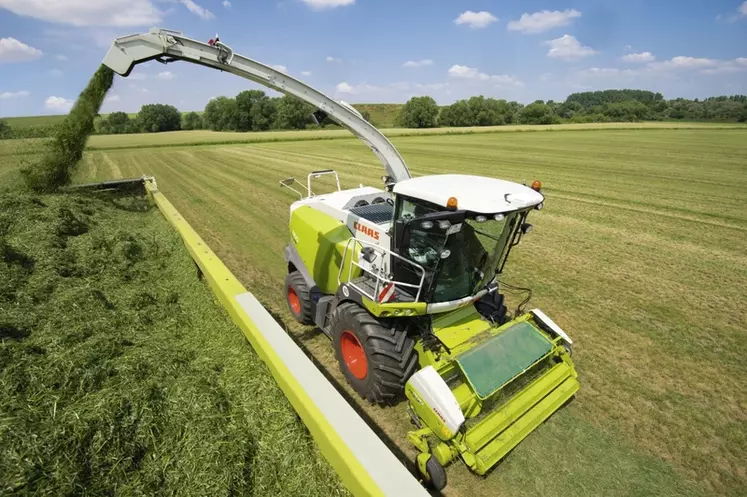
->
[[392, 174, 544, 214]]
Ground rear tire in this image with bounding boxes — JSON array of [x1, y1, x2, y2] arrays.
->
[[285, 271, 313, 325], [330, 302, 418, 404]]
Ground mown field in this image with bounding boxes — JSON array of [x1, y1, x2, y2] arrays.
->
[[2, 125, 746, 496]]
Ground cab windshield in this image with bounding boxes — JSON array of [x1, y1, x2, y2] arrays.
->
[[396, 198, 520, 302]]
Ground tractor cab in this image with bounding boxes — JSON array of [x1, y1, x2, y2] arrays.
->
[[389, 174, 544, 305]]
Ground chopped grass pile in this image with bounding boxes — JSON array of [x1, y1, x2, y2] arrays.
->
[[22, 65, 114, 192], [0, 191, 346, 496]]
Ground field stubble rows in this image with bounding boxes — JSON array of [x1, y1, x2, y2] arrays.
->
[[3, 127, 746, 496]]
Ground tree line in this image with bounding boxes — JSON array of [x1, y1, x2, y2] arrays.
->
[[1, 89, 745, 140], [398, 90, 747, 128]]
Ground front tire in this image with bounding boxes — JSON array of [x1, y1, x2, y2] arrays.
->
[[285, 271, 313, 325], [330, 302, 418, 404]]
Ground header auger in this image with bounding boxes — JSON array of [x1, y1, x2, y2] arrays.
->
[[103, 28, 579, 491]]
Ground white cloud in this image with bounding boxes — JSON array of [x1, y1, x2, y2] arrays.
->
[[403, 59, 433, 68], [128, 72, 147, 80], [271, 64, 288, 73], [180, 0, 214, 20], [448, 65, 523, 86], [336, 82, 355, 93], [741, 1, 747, 15], [545, 34, 597, 60], [0, 37, 43, 63], [105, 94, 121, 103], [301, 0, 354, 10], [222, 0, 231, 7], [577, 56, 747, 81], [301, 71, 312, 76], [491, 74, 524, 87], [156, 71, 174, 80], [0, 90, 30, 99], [577, 67, 636, 78], [454, 11, 498, 29], [449, 64, 489, 80], [415, 82, 449, 91], [326, 56, 342, 63], [55, 54, 68, 61], [507, 9, 581, 34], [622, 52, 655, 63], [48, 68, 64, 77], [128, 83, 150, 93], [45, 96, 74, 112], [0, 0, 162, 27], [649, 56, 720, 71]]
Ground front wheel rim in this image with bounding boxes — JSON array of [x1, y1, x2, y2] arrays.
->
[[287, 287, 301, 314], [340, 331, 368, 380]]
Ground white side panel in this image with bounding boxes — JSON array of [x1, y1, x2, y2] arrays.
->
[[408, 366, 465, 436]]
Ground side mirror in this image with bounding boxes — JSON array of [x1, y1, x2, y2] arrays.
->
[[361, 246, 376, 263]]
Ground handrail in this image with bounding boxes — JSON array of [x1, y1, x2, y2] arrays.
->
[[339, 237, 426, 303]]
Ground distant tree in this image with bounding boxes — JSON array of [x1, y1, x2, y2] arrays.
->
[[273, 96, 314, 130], [203, 97, 239, 131], [469, 96, 508, 126], [182, 112, 203, 130], [604, 100, 650, 121], [250, 97, 277, 131], [0, 119, 12, 139], [566, 89, 660, 108], [235, 90, 270, 131], [505, 101, 523, 124], [439, 100, 473, 127], [360, 109, 372, 122], [398, 96, 439, 128], [518, 102, 554, 124], [137, 104, 181, 132], [557, 100, 583, 119], [99, 111, 130, 134]]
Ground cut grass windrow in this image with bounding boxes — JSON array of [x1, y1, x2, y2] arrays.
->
[[0, 190, 346, 496]]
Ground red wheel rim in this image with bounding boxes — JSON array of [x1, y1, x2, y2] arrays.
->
[[288, 287, 301, 315], [341, 331, 368, 380]]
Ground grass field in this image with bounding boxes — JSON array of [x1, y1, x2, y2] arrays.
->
[[2, 125, 746, 496]]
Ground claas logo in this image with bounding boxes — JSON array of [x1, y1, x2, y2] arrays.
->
[[354, 222, 379, 240]]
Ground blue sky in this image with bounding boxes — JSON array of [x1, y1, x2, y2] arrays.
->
[[1, 0, 746, 117]]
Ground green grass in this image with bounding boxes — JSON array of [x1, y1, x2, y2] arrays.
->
[[0, 190, 344, 495], [1, 114, 139, 129], [8, 122, 741, 154], [352, 103, 403, 128], [1, 126, 746, 496]]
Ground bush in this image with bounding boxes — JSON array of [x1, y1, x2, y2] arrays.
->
[[99, 111, 131, 134], [398, 96, 439, 128], [0, 120, 11, 139], [136, 104, 181, 133], [182, 112, 203, 130], [273, 96, 314, 130], [203, 97, 239, 131]]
